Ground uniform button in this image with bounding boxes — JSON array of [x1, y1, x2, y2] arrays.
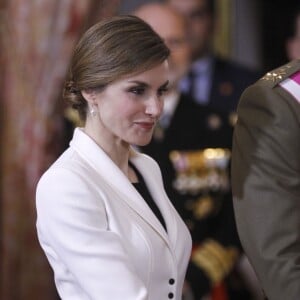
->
[[169, 278, 175, 285], [168, 292, 174, 299]]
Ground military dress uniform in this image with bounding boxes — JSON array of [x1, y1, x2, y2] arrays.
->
[[141, 93, 243, 299], [232, 60, 300, 300], [181, 56, 261, 127]]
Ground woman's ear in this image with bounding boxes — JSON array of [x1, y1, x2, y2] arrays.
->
[[82, 89, 98, 117], [81, 89, 96, 104]]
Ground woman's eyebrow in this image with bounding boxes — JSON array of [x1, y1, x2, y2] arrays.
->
[[126, 80, 169, 89], [127, 80, 148, 87], [159, 80, 169, 89]]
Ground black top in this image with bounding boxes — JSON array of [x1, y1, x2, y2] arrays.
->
[[129, 162, 167, 232]]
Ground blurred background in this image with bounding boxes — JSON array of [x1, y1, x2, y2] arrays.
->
[[0, 0, 299, 299]]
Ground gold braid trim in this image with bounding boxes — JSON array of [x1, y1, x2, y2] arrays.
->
[[191, 239, 239, 285]]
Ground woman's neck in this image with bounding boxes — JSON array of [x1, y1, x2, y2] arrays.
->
[[83, 120, 132, 180]]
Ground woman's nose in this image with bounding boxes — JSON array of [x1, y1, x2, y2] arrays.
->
[[145, 97, 163, 117]]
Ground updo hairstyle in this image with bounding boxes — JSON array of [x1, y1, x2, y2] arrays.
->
[[63, 15, 170, 121]]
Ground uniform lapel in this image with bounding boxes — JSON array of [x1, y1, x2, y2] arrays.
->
[[70, 128, 171, 247]]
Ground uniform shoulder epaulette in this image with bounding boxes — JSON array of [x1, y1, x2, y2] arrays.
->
[[259, 59, 300, 88]]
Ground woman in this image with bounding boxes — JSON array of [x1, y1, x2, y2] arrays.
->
[[36, 15, 192, 300]]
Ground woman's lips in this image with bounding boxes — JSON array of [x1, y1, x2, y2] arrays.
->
[[135, 121, 155, 130]]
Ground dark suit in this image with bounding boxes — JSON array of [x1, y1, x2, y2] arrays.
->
[[209, 57, 261, 113], [232, 60, 300, 300], [141, 93, 243, 299], [187, 56, 261, 115]]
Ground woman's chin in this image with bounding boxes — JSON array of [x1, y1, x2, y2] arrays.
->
[[133, 136, 153, 147]]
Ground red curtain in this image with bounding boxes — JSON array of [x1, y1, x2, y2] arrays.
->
[[0, 0, 119, 299]]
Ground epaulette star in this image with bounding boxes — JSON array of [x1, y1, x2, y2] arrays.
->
[[261, 64, 292, 83]]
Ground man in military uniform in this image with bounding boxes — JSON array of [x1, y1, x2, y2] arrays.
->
[[231, 60, 300, 300], [167, 0, 260, 119], [134, 3, 248, 300]]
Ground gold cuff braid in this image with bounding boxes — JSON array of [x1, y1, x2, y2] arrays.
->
[[191, 239, 239, 285]]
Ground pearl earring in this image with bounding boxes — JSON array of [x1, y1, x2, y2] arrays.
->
[[90, 105, 97, 116]]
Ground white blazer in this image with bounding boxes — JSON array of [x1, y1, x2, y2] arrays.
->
[[36, 128, 192, 300]]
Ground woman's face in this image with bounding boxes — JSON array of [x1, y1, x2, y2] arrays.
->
[[92, 61, 169, 147]]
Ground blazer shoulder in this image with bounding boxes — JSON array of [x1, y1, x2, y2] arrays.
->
[[258, 59, 300, 88]]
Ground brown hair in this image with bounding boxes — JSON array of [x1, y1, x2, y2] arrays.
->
[[63, 15, 170, 121]]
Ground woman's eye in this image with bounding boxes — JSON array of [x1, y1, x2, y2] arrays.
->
[[158, 87, 168, 96], [129, 87, 145, 95]]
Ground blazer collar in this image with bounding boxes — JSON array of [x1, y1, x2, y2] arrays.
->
[[70, 128, 173, 247]]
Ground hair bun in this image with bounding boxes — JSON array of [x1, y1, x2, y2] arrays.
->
[[63, 80, 86, 120], [64, 80, 79, 94]]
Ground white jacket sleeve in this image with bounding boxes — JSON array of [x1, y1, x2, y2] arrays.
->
[[36, 167, 148, 300]]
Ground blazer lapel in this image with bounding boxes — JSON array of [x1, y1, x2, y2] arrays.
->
[[131, 154, 178, 250], [70, 128, 171, 247]]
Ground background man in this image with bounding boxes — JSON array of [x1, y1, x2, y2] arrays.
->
[[167, 0, 260, 118]]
